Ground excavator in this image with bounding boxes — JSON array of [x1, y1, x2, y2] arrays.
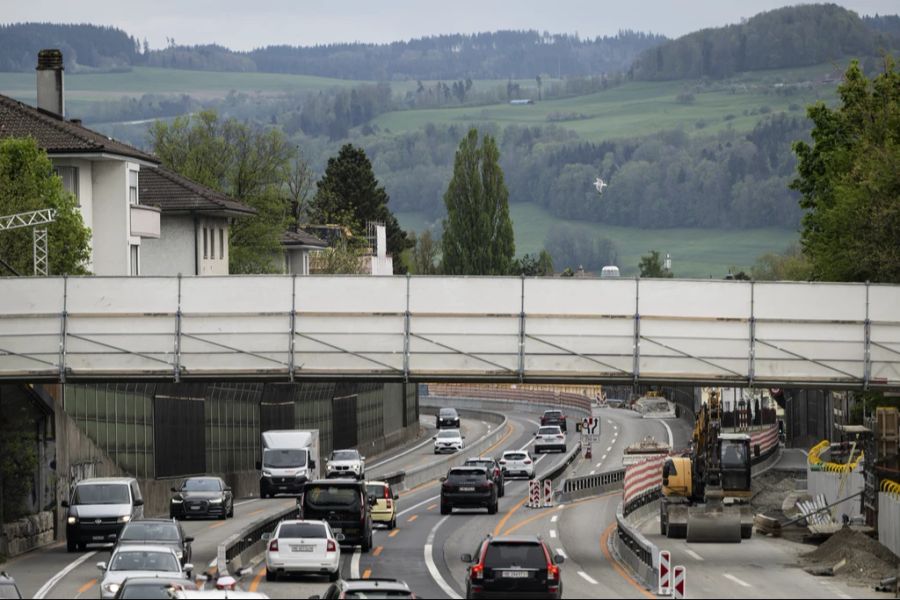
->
[[659, 389, 754, 542]]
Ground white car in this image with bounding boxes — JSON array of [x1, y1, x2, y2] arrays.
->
[[534, 425, 567, 454], [97, 544, 192, 599], [499, 450, 535, 479], [326, 449, 365, 480], [434, 429, 464, 454], [264, 519, 340, 581]]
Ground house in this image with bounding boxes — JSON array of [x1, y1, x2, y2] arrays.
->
[[278, 229, 328, 275], [0, 49, 253, 276], [304, 222, 394, 276]]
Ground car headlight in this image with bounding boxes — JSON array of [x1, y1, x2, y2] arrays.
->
[[171, 498, 183, 504], [67, 516, 77, 525], [209, 498, 223, 504], [262, 471, 272, 477], [103, 583, 121, 594], [176, 550, 184, 560], [117, 515, 131, 523]]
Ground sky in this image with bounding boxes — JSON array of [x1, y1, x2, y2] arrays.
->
[[2, 0, 897, 50]]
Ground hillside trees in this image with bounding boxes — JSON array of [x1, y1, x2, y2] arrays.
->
[[791, 58, 900, 283], [441, 129, 515, 275]]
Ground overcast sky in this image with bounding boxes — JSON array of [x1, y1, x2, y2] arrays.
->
[[4, 1, 897, 50]]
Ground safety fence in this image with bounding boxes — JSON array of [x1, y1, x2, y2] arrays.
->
[[623, 456, 667, 511], [751, 424, 780, 461]]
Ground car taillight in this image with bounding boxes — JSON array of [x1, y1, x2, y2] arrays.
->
[[327, 539, 337, 552], [386, 499, 393, 509], [524, 459, 532, 465], [548, 564, 560, 581], [384, 486, 391, 499], [471, 564, 484, 580], [499, 460, 506, 465], [268, 539, 279, 552], [557, 435, 564, 439]]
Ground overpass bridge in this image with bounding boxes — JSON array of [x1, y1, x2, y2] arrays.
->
[[0, 275, 898, 390]]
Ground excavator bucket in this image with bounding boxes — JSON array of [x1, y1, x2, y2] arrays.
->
[[686, 504, 742, 543]]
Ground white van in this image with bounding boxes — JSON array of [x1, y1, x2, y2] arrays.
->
[[600, 265, 621, 278]]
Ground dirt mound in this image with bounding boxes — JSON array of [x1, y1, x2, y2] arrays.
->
[[752, 469, 803, 515], [801, 527, 899, 582]]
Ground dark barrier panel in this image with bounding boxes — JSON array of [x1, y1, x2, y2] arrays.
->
[[154, 394, 205, 477], [333, 394, 358, 450], [261, 400, 294, 433]]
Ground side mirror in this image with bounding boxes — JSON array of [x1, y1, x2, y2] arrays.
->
[[554, 554, 566, 564], [462, 436, 466, 440], [183, 563, 194, 575], [310, 460, 316, 469], [185, 536, 195, 543], [196, 574, 209, 583], [60, 500, 69, 508], [439, 477, 447, 482], [170, 487, 178, 493], [262, 532, 272, 541], [361, 456, 366, 461], [96, 562, 107, 572], [134, 499, 144, 507], [256, 461, 262, 470], [460, 553, 473, 563]]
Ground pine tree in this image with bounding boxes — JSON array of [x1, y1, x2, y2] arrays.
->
[[441, 129, 515, 275]]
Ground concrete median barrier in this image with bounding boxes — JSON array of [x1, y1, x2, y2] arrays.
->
[[217, 503, 299, 576]]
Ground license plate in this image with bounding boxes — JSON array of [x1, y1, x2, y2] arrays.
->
[[503, 570, 528, 578], [93, 535, 104, 541], [190, 506, 201, 510], [292, 545, 315, 552], [460, 487, 475, 492]]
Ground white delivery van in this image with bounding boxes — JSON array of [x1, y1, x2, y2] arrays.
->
[[257, 430, 320, 498]]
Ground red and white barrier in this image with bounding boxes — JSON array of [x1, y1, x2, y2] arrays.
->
[[658, 550, 672, 595], [542, 479, 554, 508], [751, 425, 779, 457], [528, 479, 542, 508], [623, 455, 666, 507], [672, 565, 686, 599]]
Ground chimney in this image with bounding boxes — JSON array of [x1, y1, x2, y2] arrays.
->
[[36, 49, 64, 118]]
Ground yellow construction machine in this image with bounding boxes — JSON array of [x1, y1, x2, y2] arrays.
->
[[660, 390, 754, 542]]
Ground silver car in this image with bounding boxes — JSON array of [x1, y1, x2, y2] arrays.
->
[[97, 544, 192, 599], [325, 449, 365, 480]]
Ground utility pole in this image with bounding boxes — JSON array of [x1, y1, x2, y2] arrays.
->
[[0, 208, 57, 276]]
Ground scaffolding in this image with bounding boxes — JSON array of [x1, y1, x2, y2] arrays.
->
[[0, 208, 57, 276]]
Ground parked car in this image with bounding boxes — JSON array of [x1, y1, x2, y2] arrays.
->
[[0, 572, 22, 599], [62, 477, 145, 552], [325, 449, 365, 480], [111, 576, 197, 599], [115, 518, 193, 566], [434, 429, 465, 454], [311, 578, 416, 599], [264, 519, 340, 582], [498, 451, 535, 479], [437, 407, 461, 429], [461, 535, 564, 599], [534, 426, 567, 454], [365, 481, 398, 529], [440, 467, 498, 515], [170, 477, 233, 520], [97, 544, 192, 599], [540, 410, 567, 432], [464, 457, 505, 497], [298, 480, 373, 552]]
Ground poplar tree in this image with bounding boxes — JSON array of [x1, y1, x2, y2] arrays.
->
[[441, 129, 515, 275]]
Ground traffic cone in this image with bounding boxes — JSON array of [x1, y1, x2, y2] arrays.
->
[[585, 445, 592, 459]]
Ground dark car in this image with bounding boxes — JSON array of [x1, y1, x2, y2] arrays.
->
[[114, 519, 193, 566], [112, 576, 197, 599], [437, 407, 461, 429], [299, 479, 373, 552], [464, 457, 505, 498], [461, 535, 565, 600], [440, 467, 498, 515], [540, 410, 567, 432], [0, 572, 22, 599], [313, 578, 416, 599], [170, 477, 233, 520]]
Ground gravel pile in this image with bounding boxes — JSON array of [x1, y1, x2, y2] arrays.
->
[[752, 469, 804, 516], [801, 527, 900, 582]]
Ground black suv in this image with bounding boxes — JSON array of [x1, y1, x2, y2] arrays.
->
[[299, 479, 373, 551], [464, 457, 505, 498], [540, 409, 567, 432], [115, 518, 193, 566], [461, 535, 565, 599], [440, 467, 498, 515], [437, 407, 461, 429], [170, 477, 233, 520]]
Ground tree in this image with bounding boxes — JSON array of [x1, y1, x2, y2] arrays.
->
[[410, 230, 440, 275], [514, 250, 554, 276], [149, 110, 295, 274], [311, 239, 365, 274], [0, 138, 91, 275], [750, 243, 812, 281], [441, 129, 516, 275], [638, 250, 673, 278], [791, 58, 900, 283], [285, 148, 316, 228], [311, 144, 411, 274]]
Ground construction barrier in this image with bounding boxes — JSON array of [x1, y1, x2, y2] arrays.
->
[[750, 424, 780, 461], [659, 550, 672, 596], [623, 455, 667, 511], [672, 565, 686, 599], [560, 468, 626, 502], [528, 479, 542, 508], [543, 479, 554, 508]]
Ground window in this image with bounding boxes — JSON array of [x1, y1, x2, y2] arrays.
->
[[210, 227, 215, 259], [219, 229, 225, 259], [128, 170, 138, 205], [203, 228, 208, 259], [55, 166, 79, 205], [130, 245, 139, 276]]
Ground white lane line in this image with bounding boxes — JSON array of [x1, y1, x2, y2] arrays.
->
[[660, 419, 675, 448], [550, 515, 558, 524], [684, 549, 704, 561], [425, 515, 462, 599], [398, 494, 441, 517], [549, 530, 557, 538], [233, 498, 261, 507], [350, 548, 361, 579], [577, 571, 599, 585], [606, 446, 612, 452], [607, 420, 613, 425], [589, 470, 596, 475], [601, 454, 607, 461], [34, 550, 98, 599], [723, 573, 752, 588]]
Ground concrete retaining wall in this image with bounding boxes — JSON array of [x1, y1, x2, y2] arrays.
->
[[0, 511, 54, 557]]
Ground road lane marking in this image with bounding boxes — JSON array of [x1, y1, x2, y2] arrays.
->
[[550, 530, 557, 538], [600, 522, 655, 599], [249, 568, 266, 593], [723, 573, 752, 588], [210, 520, 228, 529], [34, 550, 97, 599], [606, 446, 612, 452], [408, 515, 418, 523], [589, 470, 596, 475], [685, 549, 704, 561], [373, 546, 383, 557], [363, 568, 372, 579], [427, 504, 437, 510], [351, 548, 361, 579], [660, 420, 675, 448], [550, 515, 558, 524], [595, 462, 603, 467], [389, 529, 400, 538], [493, 496, 528, 535], [398, 494, 440, 516], [248, 508, 265, 516], [578, 571, 599, 585], [425, 515, 462, 599], [77, 579, 96, 594]]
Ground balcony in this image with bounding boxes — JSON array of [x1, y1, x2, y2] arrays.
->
[[130, 204, 160, 239]]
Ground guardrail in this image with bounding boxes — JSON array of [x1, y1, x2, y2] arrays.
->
[[613, 499, 660, 590], [217, 503, 299, 576], [560, 468, 625, 502]]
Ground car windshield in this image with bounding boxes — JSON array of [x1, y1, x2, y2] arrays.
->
[[544, 411, 562, 418], [721, 441, 748, 468], [448, 469, 485, 481], [539, 427, 561, 435], [182, 479, 221, 492], [0, 583, 20, 600], [465, 460, 492, 468], [440, 409, 457, 416], [366, 484, 388, 498], [437, 431, 459, 439], [120, 583, 176, 599], [484, 542, 547, 569], [120, 522, 180, 542], [304, 486, 361, 510], [72, 484, 130, 505], [278, 523, 327, 538], [504, 453, 526, 461], [332, 450, 359, 461], [110, 550, 180, 572], [263, 449, 307, 468]]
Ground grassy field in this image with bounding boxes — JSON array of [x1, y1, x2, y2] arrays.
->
[[396, 203, 798, 278]]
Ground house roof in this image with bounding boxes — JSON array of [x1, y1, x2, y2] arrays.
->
[[282, 229, 328, 249], [139, 166, 256, 217], [0, 93, 158, 163]]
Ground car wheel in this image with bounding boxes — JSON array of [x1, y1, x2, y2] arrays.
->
[[329, 569, 339, 582], [488, 501, 498, 515], [66, 539, 76, 553], [266, 568, 276, 582], [440, 502, 451, 515], [528, 472, 535, 480], [362, 534, 372, 552], [389, 517, 396, 530], [219, 513, 227, 520], [228, 505, 234, 518]]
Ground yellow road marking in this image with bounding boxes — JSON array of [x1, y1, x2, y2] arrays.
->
[[209, 520, 228, 529], [77, 579, 96, 594], [427, 504, 437, 510], [373, 546, 383, 556], [601, 522, 655, 599], [492, 495, 527, 536], [249, 508, 265, 516], [363, 568, 372, 579], [249, 568, 266, 593], [502, 493, 616, 536], [407, 515, 418, 523], [389, 529, 400, 538]]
